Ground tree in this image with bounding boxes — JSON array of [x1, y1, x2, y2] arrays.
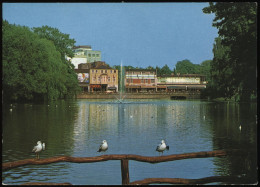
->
[[155, 66, 161, 76], [2, 21, 79, 101], [33, 26, 76, 60], [199, 60, 212, 82], [146, 66, 155, 70], [175, 59, 199, 74], [160, 64, 172, 75], [203, 2, 257, 101], [33, 25, 80, 98]]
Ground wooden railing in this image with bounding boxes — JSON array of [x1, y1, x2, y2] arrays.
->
[[2, 150, 240, 185]]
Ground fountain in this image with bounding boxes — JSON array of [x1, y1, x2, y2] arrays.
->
[[114, 61, 128, 104]]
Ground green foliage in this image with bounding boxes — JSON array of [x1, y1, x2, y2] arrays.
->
[[174, 59, 211, 81], [33, 25, 76, 60], [156, 65, 172, 76], [33, 25, 80, 99], [146, 66, 155, 70], [175, 59, 199, 74], [199, 60, 211, 81], [2, 20, 80, 101], [160, 64, 172, 75], [203, 2, 257, 101]]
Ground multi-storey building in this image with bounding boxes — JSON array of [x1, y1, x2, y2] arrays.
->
[[157, 74, 207, 92], [125, 69, 157, 92], [69, 45, 101, 69], [123, 70, 206, 93], [90, 64, 118, 92], [75, 61, 118, 92]]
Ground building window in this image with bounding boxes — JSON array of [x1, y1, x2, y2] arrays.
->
[[93, 77, 96, 82], [145, 79, 148, 83], [113, 77, 116, 82], [105, 70, 107, 73], [151, 79, 155, 83], [98, 77, 101, 82], [131, 79, 133, 83], [127, 79, 130, 83], [88, 54, 91, 57], [96, 70, 98, 73], [108, 77, 111, 82], [114, 70, 116, 73], [92, 54, 95, 57], [141, 79, 144, 83], [96, 54, 100, 57], [110, 70, 113, 73], [101, 70, 103, 73], [92, 70, 94, 73]]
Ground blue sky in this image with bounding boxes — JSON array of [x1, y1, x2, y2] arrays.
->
[[3, 3, 218, 69]]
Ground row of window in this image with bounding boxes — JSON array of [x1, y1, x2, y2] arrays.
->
[[126, 79, 155, 83], [92, 77, 116, 82], [87, 53, 100, 57], [92, 69, 117, 73], [126, 72, 155, 75]]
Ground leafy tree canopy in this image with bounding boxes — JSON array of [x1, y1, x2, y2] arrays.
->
[[175, 59, 199, 74], [2, 20, 79, 101], [33, 25, 76, 60], [203, 2, 257, 101]]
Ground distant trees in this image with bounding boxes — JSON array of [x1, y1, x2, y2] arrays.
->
[[203, 2, 257, 101], [114, 61, 211, 80], [175, 59, 200, 74], [2, 21, 80, 101], [155, 64, 172, 76]]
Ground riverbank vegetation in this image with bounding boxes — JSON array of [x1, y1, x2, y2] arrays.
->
[[202, 2, 257, 102], [2, 21, 80, 102]]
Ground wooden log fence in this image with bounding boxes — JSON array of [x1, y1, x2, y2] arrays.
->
[[2, 150, 241, 185]]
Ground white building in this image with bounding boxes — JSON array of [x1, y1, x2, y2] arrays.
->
[[69, 45, 101, 69], [68, 57, 87, 69]]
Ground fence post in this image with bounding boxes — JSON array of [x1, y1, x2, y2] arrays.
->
[[121, 159, 129, 185]]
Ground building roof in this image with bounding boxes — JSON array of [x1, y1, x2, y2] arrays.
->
[[159, 74, 205, 77], [74, 69, 90, 73], [73, 45, 92, 49], [125, 69, 156, 72], [92, 65, 112, 69]]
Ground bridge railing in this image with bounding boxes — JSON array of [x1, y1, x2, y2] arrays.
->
[[2, 150, 241, 185]]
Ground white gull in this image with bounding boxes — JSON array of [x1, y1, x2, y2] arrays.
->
[[32, 141, 45, 159], [97, 140, 108, 153], [156, 140, 169, 155]]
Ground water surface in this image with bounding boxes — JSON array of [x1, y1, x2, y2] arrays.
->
[[2, 99, 257, 185]]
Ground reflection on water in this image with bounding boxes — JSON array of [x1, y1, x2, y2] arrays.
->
[[2, 99, 257, 184]]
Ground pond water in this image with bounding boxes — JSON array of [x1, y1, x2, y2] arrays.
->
[[2, 99, 257, 185]]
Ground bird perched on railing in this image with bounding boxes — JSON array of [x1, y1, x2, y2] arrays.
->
[[32, 141, 45, 159], [156, 140, 169, 155], [97, 140, 108, 153]]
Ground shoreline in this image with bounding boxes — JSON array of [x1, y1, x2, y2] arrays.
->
[[76, 92, 202, 99]]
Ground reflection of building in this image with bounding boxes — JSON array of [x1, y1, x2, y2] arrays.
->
[[75, 61, 118, 92], [125, 69, 157, 93], [157, 74, 207, 92], [68, 45, 101, 69]]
